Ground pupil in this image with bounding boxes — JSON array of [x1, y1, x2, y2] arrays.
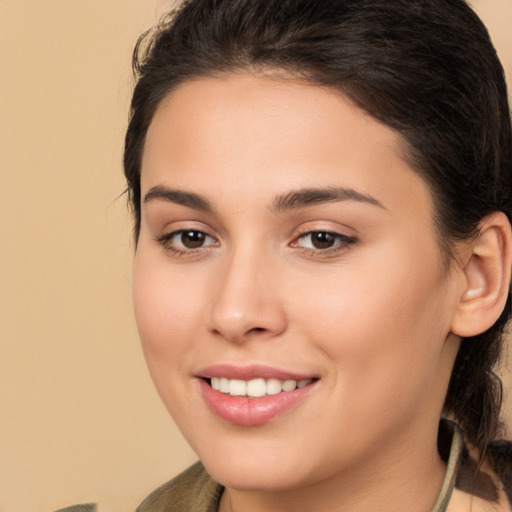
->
[[312, 232, 335, 249], [181, 231, 205, 248]]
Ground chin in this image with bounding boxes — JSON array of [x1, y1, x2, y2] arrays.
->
[[205, 458, 308, 492], [193, 436, 321, 492]]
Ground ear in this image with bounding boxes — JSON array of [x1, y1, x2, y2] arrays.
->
[[450, 212, 512, 338]]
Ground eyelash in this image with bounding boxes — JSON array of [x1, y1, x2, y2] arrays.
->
[[156, 229, 218, 257], [291, 230, 357, 257], [156, 229, 357, 258]]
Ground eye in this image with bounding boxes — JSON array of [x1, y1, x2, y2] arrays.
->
[[157, 229, 218, 252], [300, 231, 338, 249], [292, 230, 357, 252]]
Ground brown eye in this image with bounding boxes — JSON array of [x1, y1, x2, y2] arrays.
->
[[180, 230, 207, 248], [157, 229, 218, 253], [293, 230, 357, 253], [310, 232, 336, 249]]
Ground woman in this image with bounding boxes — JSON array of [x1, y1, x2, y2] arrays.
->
[[60, 0, 512, 510]]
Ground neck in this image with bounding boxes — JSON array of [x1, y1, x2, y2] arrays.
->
[[220, 419, 447, 512]]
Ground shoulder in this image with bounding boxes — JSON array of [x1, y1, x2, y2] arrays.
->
[[136, 461, 223, 512], [488, 440, 512, 502], [53, 505, 98, 512], [450, 440, 512, 512], [50, 463, 222, 512]]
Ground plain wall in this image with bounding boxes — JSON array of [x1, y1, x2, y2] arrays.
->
[[1, 1, 511, 511]]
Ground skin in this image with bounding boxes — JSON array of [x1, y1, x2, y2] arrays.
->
[[134, 73, 478, 511]]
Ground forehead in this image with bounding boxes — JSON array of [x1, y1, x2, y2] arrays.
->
[[142, 73, 432, 220], [145, 73, 401, 153]]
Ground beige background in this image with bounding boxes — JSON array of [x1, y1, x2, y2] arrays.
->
[[1, 1, 511, 511]]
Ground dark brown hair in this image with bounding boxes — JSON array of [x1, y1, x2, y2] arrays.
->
[[124, 0, 512, 474]]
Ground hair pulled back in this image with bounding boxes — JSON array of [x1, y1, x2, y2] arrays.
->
[[124, 0, 512, 466]]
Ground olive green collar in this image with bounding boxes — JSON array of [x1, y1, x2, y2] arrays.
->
[[431, 421, 464, 512]]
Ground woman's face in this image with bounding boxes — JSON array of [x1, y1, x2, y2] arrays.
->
[[134, 74, 462, 491]]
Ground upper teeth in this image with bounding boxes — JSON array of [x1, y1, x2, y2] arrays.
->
[[210, 377, 312, 397]]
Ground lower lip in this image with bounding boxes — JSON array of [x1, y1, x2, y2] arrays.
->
[[198, 379, 317, 426]]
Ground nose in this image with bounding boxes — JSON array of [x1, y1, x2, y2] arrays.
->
[[207, 246, 287, 343]]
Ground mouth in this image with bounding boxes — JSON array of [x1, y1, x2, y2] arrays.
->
[[196, 366, 319, 426], [204, 377, 315, 398]]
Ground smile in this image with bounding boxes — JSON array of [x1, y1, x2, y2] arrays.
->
[[209, 377, 313, 398], [198, 367, 319, 426]]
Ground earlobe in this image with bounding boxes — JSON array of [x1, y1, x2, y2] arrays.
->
[[451, 212, 512, 338]]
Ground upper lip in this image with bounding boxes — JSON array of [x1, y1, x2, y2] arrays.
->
[[196, 364, 318, 381]]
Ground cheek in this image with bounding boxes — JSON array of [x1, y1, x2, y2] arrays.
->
[[132, 249, 205, 382], [289, 246, 452, 405]]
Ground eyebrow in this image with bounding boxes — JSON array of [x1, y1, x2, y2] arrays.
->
[[271, 187, 386, 212], [143, 185, 385, 214], [144, 186, 214, 213]]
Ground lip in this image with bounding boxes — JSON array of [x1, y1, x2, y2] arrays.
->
[[196, 363, 317, 381], [196, 364, 319, 426]]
